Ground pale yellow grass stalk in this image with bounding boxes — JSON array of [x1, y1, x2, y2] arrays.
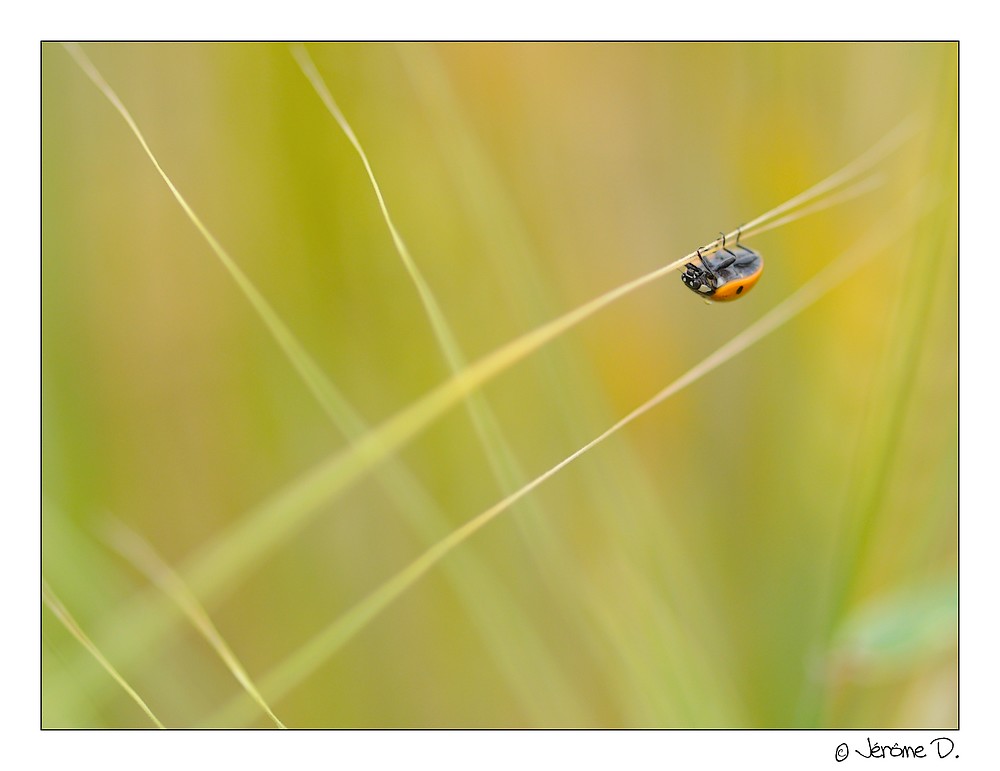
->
[[60, 43, 357, 434], [42, 579, 165, 728], [100, 518, 286, 728]]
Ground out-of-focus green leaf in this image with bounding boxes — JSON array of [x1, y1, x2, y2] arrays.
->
[[829, 577, 957, 680]]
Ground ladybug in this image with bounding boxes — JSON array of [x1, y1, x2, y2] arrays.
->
[[681, 231, 764, 302]]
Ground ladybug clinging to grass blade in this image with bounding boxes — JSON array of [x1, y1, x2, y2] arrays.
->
[[681, 231, 764, 303]]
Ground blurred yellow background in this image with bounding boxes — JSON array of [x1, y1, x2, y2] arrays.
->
[[42, 42, 957, 728]]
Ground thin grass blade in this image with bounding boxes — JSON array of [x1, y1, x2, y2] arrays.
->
[[42, 580, 165, 728]]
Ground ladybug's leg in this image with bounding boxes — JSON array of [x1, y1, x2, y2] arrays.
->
[[697, 248, 718, 284], [717, 230, 738, 264]]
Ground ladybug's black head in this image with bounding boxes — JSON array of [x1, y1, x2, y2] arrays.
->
[[681, 262, 716, 296]]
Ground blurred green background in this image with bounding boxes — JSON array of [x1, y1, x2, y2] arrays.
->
[[42, 42, 957, 728]]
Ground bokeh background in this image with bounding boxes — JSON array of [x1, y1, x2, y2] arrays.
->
[[42, 42, 957, 728]]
